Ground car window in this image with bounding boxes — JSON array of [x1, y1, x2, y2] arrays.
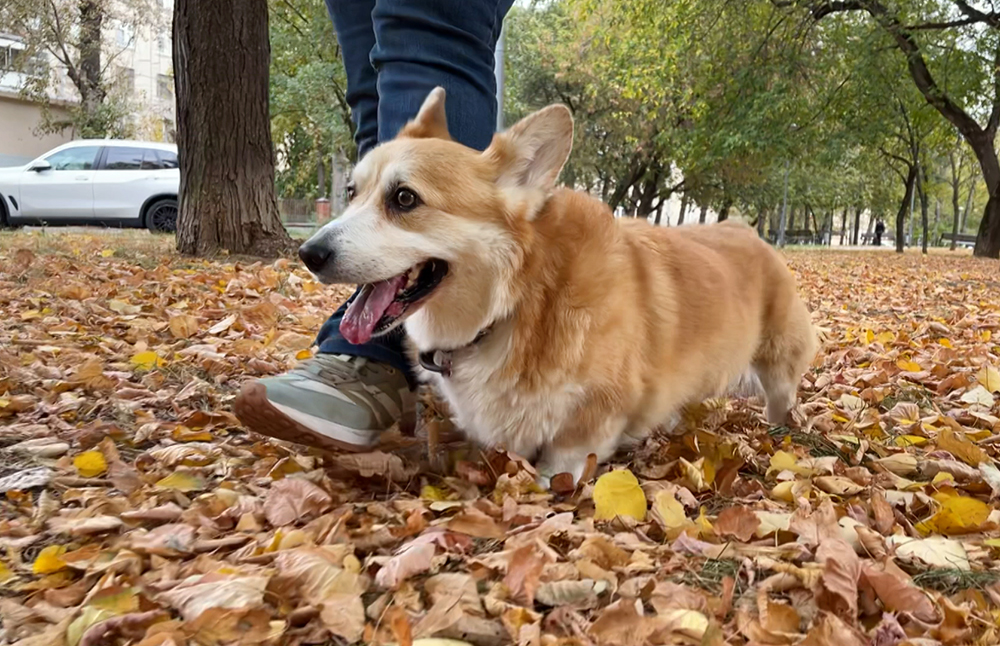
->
[[43, 146, 100, 171], [157, 149, 178, 169], [141, 148, 179, 170], [103, 147, 144, 170]]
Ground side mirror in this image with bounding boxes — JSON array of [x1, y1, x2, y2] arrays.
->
[[29, 161, 52, 172]]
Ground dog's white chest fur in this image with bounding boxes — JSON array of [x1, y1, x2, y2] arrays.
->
[[417, 334, 582, 459]]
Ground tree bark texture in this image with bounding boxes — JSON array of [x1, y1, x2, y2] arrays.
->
[[677, 193, 689, 225], [698, 203, 708, 224], [896, 165, 918, 253], [852, 207, 862, 246], [173, 0, 292, 257], [917, 166, 929, 254]]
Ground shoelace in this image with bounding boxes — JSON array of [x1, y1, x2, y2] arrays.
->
[[293, 354, 372, 384]]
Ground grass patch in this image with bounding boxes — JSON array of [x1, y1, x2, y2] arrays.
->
[[911, 569, 1000, 595], [672, 558, 742, 594], [768, 425, 847, 460]]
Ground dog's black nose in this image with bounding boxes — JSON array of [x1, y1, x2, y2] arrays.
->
[[298, 242, 331, 273]]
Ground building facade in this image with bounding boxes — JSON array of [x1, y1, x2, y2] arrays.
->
[[0, 2, 175, 167]]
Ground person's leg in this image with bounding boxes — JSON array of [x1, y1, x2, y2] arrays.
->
[[235, 0, 513, 451], [310, 0, 515, 380]]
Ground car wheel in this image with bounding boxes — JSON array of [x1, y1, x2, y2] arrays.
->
[[0, 198, 20, 229], [145, 198, 178, 233]]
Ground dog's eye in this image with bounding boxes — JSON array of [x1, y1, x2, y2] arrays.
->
[[392, 187, 420, 211], [345, 184, 356, 202]]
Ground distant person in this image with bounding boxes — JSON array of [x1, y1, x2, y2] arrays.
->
[[234, 0, 513, 451], [874, 219, 885, 246]]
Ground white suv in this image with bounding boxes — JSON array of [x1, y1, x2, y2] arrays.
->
[[0, 140, 179, 232]]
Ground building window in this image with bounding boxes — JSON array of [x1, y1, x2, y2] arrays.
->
[[157, 74, 172, 100], [0, 45, 47, 77], [116, 24, 135, 47], [123, 68, 135, 94], [158, 35, 167, 54]]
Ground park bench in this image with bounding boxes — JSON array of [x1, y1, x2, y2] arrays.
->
[[768, 229, 819, 245], [939, 232, 976, 249]]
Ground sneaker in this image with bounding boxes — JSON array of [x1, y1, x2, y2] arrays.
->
[[233, 354, 415, 452]]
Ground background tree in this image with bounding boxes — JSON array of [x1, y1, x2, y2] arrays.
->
[[173, 0, 291, 256], [0, 0, 160, 136]]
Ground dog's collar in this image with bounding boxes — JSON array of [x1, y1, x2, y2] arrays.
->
[[418, 326, 493, 378]]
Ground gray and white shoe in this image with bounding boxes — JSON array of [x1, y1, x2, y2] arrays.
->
[[233, 354, 415, 452]]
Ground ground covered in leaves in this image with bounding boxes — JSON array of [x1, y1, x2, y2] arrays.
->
[[1, 230, 1000, 646]]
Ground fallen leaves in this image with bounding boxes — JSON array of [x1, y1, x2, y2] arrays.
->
[[593, 469, 646, 521], [4, 235, 1000, 645]]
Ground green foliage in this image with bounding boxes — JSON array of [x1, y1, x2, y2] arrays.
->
[[269, 0, 353, 199]]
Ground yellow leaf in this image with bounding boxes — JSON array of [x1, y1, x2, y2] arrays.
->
[[939, 338, 954, 348], [865, 330, 875, 344], [73, 450, 107, 478], [978, 366, 1000, 394], [0, 561, 15, 583], [100, 249, 114, 257], [420, 485, 448, 501], [89, 587, 139, 614], [695, 507, 713, 538], [168, 314, 199, 339], [937, 428, 989, 467], [767, 450, 815, 477], [130, 350, 164, 370], [984, 538, 1000, 551], [155, 471, 207, 492], [652, 490, 693, 537], [593, 469, 646, 521], [679, 457, 709, 492], [932, 472, 955, 485], [875, 331, 895, 344], [32, 545, 67, 574], [897, 359, 922, 373], [916, 493, 991, 536], [67, 606, 115, 646], [895, 435, 929, 448], [295, 349, 313, 361]]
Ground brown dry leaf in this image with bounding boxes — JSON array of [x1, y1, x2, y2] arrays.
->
[[862, 560, 939, 624], [446, 508, 503, 539], [797, 612, 868, 646], [263, 477, 332, 527], [274, 545, 367, 604], [318, 595, 366, 643], [333, 451, 416, 482], [504, 545, 547, 607], [815, 538, 860, 619], [168, 314, 199, 339], [158, 574, 269, 620], [713, 505, 760, 542], [588, 599, 655, 646], [937, 428, 989, 466], [375, 535, 437, 589]]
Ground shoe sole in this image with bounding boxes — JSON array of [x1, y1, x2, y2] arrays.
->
[[234, 381, 389, 453]]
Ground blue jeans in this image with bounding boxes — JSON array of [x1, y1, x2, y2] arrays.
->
[[316, 0, 513, 388]]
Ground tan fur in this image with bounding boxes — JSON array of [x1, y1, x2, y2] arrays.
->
[[303, 88, 817, 483]]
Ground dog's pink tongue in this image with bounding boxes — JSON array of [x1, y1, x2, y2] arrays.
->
[[340, 276, 406, 344]]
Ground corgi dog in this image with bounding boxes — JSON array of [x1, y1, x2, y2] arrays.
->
[[297, 87, 817, 485]]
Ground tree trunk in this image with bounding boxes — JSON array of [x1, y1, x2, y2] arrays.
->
[[718, 199, 732, 222], [840, 207, 848, 245], [653, 199, 665, 226], [896, 165, 918, 253], [173, 0, 292, 257], [758, 206, 768, 238], [949, 151, 961, 250], [316, 147, 326, 199], [77, 0, 106, 135], [698, 203, 708, 224], [677, 193, 689, 225], [970, 135, 1000, 258], [852, 207, 862, 246], [917, 166, 929, 254]]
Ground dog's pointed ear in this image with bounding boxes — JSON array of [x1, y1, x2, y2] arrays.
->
[[397, 87, 452, 141], [487, 104, 573, 189]]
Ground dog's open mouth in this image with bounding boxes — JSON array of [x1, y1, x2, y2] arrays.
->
[[339, 259, 449, 344]]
